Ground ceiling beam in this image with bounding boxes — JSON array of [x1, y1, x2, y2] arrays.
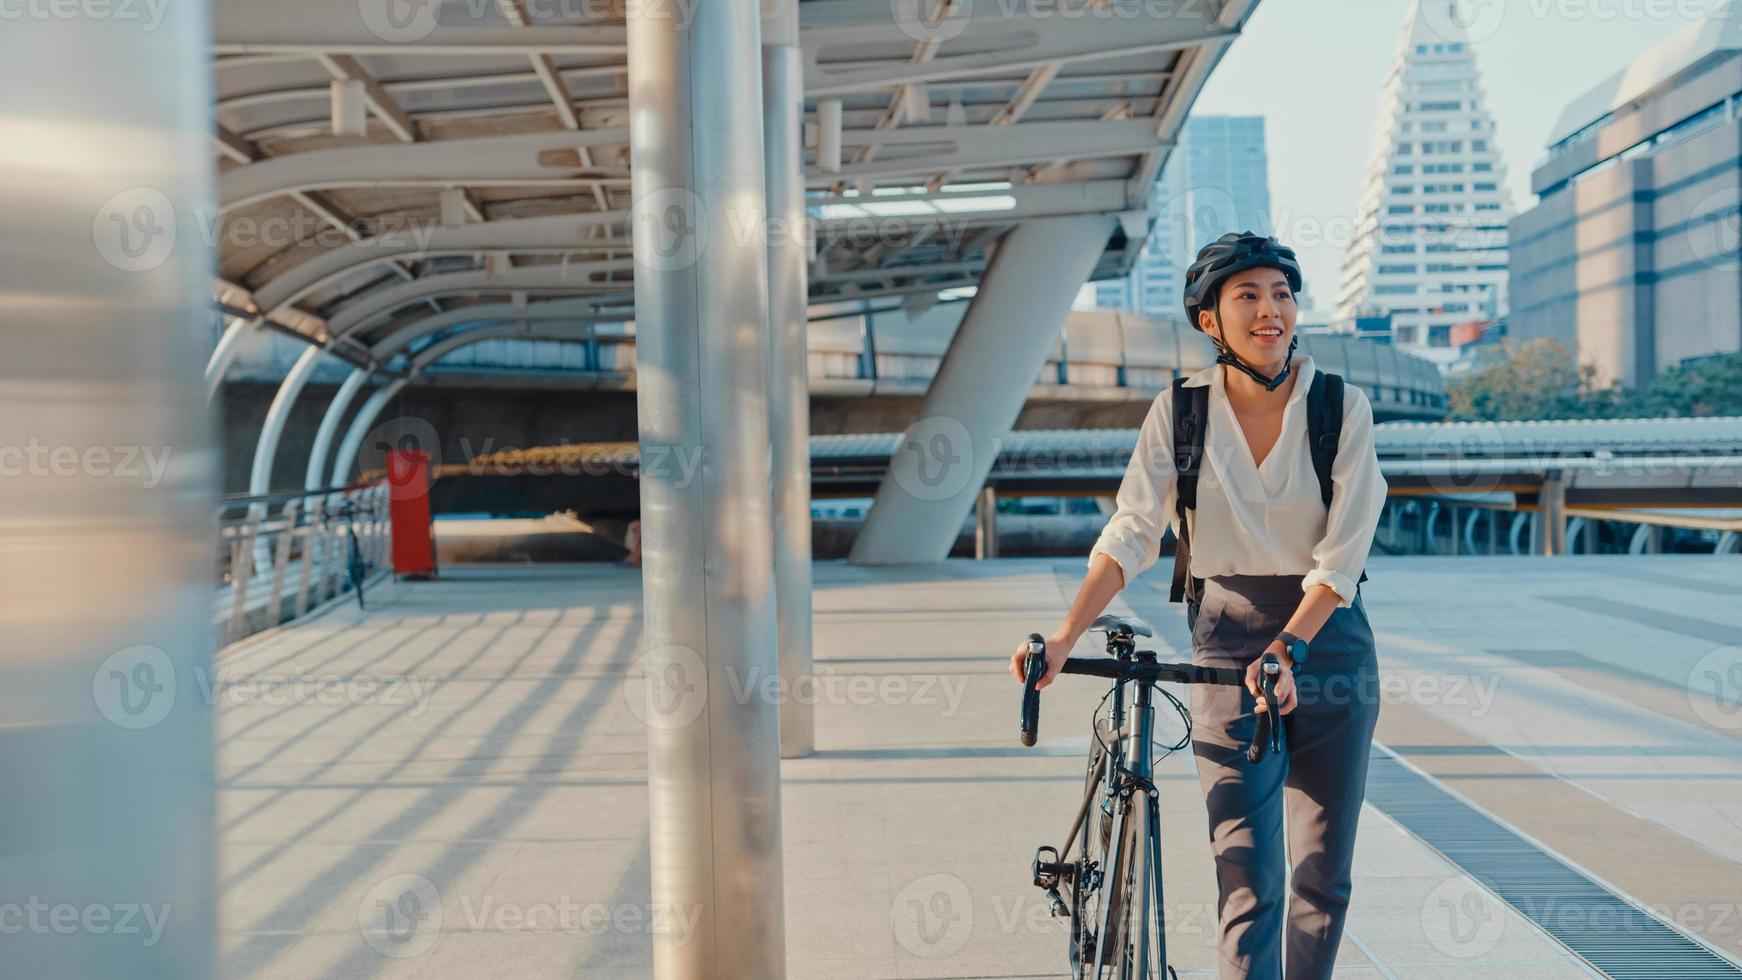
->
[[315, 53, 420, 143], [219, 126, 630, 211], [213, 124, 259, 164]]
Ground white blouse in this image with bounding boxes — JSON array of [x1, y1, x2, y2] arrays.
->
[[1087, 355, 1387, 609]]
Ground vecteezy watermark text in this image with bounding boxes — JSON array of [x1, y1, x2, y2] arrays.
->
[[0, 441, 172, 488], [92, 646, 440, 730], [0, 899, 171, 948], [0, 0, 170, 30]]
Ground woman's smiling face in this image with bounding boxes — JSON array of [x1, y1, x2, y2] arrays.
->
[[1198, 266, 1298, 371]]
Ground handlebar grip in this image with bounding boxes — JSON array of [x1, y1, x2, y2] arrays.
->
[[1245, 654, 1283, 764], [1019, 633, 1046, 747]]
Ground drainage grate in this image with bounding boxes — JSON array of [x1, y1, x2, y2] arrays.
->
[[1364, 746, 1742, 979]]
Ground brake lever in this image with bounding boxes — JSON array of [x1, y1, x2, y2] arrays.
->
[[1019, 633, 1046, 747], [1245, 654, 1283, 764]]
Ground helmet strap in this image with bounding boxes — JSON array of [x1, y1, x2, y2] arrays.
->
[[1209, 310, 1297, 392]]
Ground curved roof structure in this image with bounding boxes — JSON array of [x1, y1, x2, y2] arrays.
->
[[209, 0, 1261, 372]]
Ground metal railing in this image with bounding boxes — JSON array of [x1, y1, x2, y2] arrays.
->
[[215, 482, 391, 643], [1375, 496, 1742, 557]]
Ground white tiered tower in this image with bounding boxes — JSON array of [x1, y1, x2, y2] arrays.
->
[[1334, 1, 1514, 365]]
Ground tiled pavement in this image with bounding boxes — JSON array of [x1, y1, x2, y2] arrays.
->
[[214, 555, 1742, 978]]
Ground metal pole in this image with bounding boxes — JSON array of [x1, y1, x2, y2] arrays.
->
[[626, 1, 787, 975], [0, 0, 218, 973], [229, 523, 256, 641], [975, 484, 999, 559], [266, 500, 298, 626], [1540, 473, 1567, 556], [763, 0, 814, 760], [296, 500, 321, 616]]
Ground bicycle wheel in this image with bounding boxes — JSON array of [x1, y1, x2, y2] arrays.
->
[[1070, 746, 1111, 977]]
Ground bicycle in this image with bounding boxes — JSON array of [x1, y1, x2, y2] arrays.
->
[[1018, 614, 1284, 979], [328, 499, 369, 611]]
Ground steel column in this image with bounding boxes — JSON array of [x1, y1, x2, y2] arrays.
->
[[1, 2, 217, 975], [975, 484, 999, 559], [849, 214, 1114, 564], [626, 1, 787, 975], [764, 0, 813, 761], [1539, 473, 1567, 556]]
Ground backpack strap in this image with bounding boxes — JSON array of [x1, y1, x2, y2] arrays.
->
[[1305, 370, 1369, 588], [1168, 379, 1210, 604], [1306, 371, 1342, 508]]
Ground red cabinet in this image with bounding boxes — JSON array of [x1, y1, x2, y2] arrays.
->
[[387, 450, 437, 579]]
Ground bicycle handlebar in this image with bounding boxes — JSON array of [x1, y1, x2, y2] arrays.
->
[[1019, 634, 1047, 747], [1018, 638, 1284, 763]]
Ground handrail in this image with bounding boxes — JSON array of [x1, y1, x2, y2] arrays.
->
[[218, 482, 373, 508], [215, 481, 392, 644]]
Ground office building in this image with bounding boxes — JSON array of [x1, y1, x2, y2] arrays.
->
[[1510, 2, 1742, 389]]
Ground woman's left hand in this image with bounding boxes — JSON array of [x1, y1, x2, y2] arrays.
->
[[1245, 646, 1298, 715]]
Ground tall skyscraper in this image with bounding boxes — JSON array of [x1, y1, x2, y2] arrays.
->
[[1095, 115, 1273, 318], [1334, 1, 1513, 362]]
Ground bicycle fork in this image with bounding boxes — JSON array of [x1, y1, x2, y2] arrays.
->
[[1093, 676, 1169, 979]]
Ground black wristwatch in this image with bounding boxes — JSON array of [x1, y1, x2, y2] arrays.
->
[[1275, 630, 1308, 670]]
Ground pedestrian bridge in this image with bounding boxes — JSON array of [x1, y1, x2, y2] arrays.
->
[[210, 555, 1742, 978], [18, 0, 1742, 977]]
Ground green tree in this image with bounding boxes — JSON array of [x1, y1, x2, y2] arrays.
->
[[1447, 340, 1742, 421], [1446, 339, 1624, 421], [1638, 352, 1742, 417]]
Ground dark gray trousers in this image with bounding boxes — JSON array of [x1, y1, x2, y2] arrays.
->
[[1185, 574, 1381, 980]]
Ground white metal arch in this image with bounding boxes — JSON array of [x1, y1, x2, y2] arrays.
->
[[252, 212, 631, 314], [322, 264, 636, 339]]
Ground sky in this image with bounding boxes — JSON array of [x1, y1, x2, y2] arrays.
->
[[1187, 0, 1715, 313]]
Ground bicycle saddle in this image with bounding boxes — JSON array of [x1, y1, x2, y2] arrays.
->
[[1088, 614, 1152, 638]]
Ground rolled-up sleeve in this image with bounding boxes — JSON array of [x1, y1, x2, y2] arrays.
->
[[1302, 385, 1388, 607], [1088, 394, 1178, 589]]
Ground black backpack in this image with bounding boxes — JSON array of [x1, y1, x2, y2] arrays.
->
[[1168, 370, 1369, 603]]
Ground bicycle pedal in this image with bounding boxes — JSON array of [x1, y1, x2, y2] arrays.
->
[[1043, 886, 1069, 918], [1031, 845, 1063, 889]]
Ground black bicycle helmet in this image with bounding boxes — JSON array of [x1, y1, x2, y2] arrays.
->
[[1181, 231, 1305, 391], [1181, 231, 1303, 328]]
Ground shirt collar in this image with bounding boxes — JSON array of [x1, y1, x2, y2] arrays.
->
[[1181, 354, 1317, 407]]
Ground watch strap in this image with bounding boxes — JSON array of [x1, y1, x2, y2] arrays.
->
[[1275, 630, 1308, 667]]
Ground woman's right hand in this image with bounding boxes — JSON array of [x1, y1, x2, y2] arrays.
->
[[1010, 630, 1077, 690]]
